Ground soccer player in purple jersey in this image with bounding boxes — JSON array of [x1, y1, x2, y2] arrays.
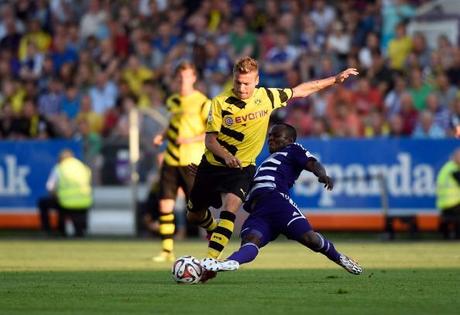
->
[[201, 123, 363, 276]]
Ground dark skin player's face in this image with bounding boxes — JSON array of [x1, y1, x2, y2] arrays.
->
[[268, 125, 293, 153]]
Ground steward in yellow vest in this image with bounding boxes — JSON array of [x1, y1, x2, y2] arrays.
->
[[56, 155, 92, 210], [38, 149, 92, 237], [436, 148, 460, 239]]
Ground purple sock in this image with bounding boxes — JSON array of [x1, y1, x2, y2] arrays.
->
[[227, 243, 259, 264], [315, 233, 341, 262]]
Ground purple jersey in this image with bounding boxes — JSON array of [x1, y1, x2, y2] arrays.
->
[[245, 143, 316, 209], [240, 143, 317, 244]]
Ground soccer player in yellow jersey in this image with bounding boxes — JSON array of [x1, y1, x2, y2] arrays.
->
[[186, 56, 358, 263], [152, 62, 210, 262]]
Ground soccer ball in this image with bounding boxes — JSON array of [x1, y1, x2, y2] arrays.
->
[[171, 255, 203, 284]]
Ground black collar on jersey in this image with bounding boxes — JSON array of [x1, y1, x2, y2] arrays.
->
[[225, 96, 246, 109]]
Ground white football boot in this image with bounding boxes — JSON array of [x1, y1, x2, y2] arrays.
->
[[338, 254, 363, 275], [201, 258, 240, 272]]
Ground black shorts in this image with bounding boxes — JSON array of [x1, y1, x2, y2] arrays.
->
[[188, 158, 256, 212], [159, 163, 195, 200]]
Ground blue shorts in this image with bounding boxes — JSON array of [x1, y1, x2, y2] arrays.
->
[[240, 190, 313, 247]]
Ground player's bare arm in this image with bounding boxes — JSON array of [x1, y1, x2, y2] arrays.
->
[[205, 132, 242, 168], [305, 159, 334, 190], [291, 68, 359, 99]]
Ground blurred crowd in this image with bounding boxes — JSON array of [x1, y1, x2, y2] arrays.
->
[[1, 0, 460, 155]]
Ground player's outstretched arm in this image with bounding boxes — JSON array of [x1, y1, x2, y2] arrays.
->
[[291, 68, 359, 99], [305, 160, 334, 190]]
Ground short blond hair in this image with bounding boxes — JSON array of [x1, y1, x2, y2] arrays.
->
[[233, 56, 258, 74], [175, 61, 197, 76]]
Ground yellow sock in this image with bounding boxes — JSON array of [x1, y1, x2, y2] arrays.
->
[[161, 239, 174, 253], [159, 213, 175, 253], [198, 209, 218, 232], [207, 211, 235, 259]]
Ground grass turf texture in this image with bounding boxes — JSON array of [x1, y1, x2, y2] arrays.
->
[[1, 240, 459, 315]]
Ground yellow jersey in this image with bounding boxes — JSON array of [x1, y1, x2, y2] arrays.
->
[[205, 87, 293, 167], [164, 91, 210, 166]]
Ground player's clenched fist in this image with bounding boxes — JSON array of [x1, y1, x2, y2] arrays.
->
[[224, 155, 242, 169], [318, 175, 334, 190]]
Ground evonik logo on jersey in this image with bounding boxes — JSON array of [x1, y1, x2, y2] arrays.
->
[[232, 109, 269, 124]]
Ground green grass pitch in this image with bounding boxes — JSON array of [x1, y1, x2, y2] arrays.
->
[[1, 239, 459, 315]]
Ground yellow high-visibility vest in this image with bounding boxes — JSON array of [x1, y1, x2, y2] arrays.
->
[[436, 161, 460, 210], [56, 157, 92, 210]]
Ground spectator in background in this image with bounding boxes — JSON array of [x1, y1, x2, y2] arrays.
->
[[406, 32, 431, 71], [408, 67, 432, 111], [152, 21, 180, 69], [435, 34, 456, 70], [299, 14, 325, 56], [329, 101, 362, 137], [79, 0, 107, 41], [434, 72, 457, 109], [0, 103, 15, 138], [122, 55, 154, 96], [277, 11, 298, 43], [17, 98, 54, 139], [446, 49, 460, 87], [384, 75, 407, 119], [359, 32, 381, 70], [18, 18, 51, 61], [95, 39, 119, 76], [263, 30, 298, 87], [257, 19, 277, 59], [285, 106, 313, 137], [326, 21, 351, 69], [228, 17, 258, 61], [60, 84, 81, 120], [50, 34, 78, 73], [387, 22, 412, 72], [1, 79, 26, 114], [0, 18, 22, 55], [366, 51, 394, 94], [388, 114, 405, 137], [135, 37, 155, 69], [352, 77, 383, 117], [18, 41, 45, 81], [309, 0, 336, 33], [364, 109, 389, 137], [38, 77, 64, 120], [425, 93, 450, 131], [0, 3, 25, 41], [37, 149, 92, 237], [58, 62, 76, 87], [310, 116, 331, 139], [436, 148, 460, 239], [381, 0, 415, 51], [76, 94, 103, 134], [88, 71, 118, 115], [399, 92, 418, 135], [412, 111, 445, 139], [202, 39, 232, 98], [37, 56, 56, 93], [448, 97, 460, 138], [241, 0, 265, 33], [75, 117, 102, 183]]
